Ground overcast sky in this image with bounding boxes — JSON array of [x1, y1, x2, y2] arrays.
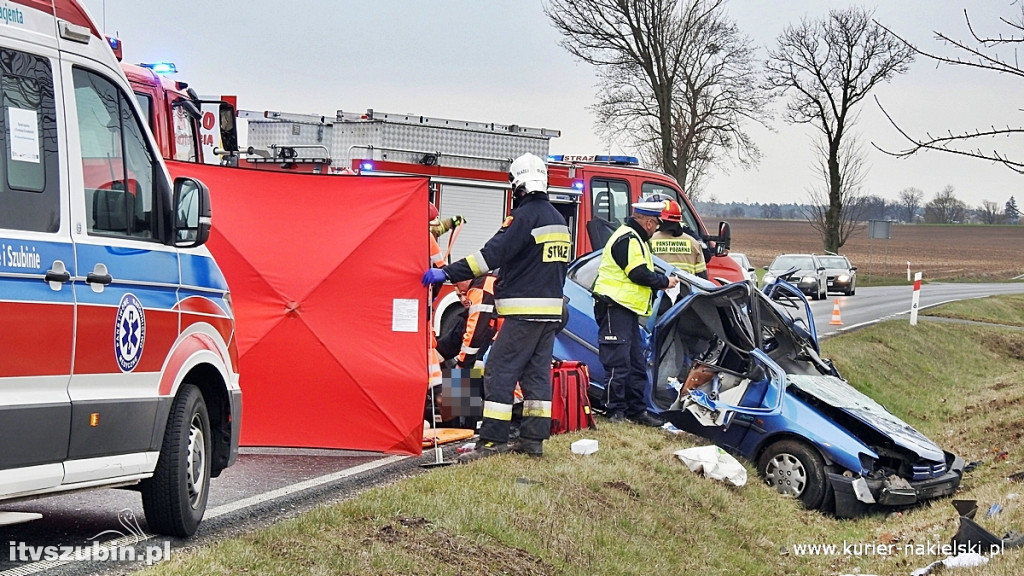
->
[[81, 0, 1021, 208]]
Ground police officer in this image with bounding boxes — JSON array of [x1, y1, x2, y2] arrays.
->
[[422, 152, 569, 460], [592, 196, 679, 427]]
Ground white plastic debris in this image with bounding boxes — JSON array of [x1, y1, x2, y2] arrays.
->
[[911, 552, 989, 576], [661, 422, 685, 435], [674, 445, 747, 486], [571, 439, 598, 455]]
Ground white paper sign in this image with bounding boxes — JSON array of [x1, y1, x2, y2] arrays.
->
[[392, 299, 419, 332], [8, 107, 40, 163]]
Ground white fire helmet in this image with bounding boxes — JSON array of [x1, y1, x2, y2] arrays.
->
[[509, 153, 548, 194]]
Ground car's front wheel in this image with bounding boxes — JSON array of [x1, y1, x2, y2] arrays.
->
[[759, 439, 828, 510], [141, 384, 212, 537]]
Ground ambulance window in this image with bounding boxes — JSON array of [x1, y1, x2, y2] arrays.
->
[[641, 182, 701, 233], [591, 178, 629, 225], [74, 67, 159, 240], [0, 49, 59, 232]]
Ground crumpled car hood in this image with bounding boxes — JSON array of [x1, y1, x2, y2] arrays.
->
[[787, 374, 945, 462]]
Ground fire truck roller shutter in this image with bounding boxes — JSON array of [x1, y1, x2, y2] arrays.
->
[[434, 182, 507, 263]]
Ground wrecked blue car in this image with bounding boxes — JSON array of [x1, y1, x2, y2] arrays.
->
[[554, 251, 964, 517]]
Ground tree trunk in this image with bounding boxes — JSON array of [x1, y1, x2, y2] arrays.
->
[[825, 149, 842, 253]]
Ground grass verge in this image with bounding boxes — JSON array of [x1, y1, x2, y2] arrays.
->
[[140, 299, 1024, 576]]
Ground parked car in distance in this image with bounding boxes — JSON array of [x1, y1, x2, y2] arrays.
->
[[761, 253, 827, 300], [729, 252, 758, 284], [819, 254, 858, 296], [553, 250, 964, 517]]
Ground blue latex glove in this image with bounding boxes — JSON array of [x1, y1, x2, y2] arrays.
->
[[421, 268, 447, 287]]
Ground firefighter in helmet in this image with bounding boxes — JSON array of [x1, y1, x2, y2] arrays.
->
[[650, 198, 708, 281], [421, 152, 569, 460]]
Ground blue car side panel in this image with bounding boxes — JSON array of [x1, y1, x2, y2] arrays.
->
[[736, 395, 877, 474]]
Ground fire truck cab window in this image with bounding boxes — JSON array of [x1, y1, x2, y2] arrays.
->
[[74, 67, 159, 240], [642, 182, 700, 233], [591, 178, 629, 225], [171, 102, 198, 162], [0, 48, 59, 232]]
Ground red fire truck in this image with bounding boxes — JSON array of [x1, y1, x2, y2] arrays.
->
[[119, 69, 742, 336]]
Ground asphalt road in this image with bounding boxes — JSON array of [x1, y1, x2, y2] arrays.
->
[[0, 448, 446, 576], [3, 281, 1022, 575], [813, 281, 1024, 337]]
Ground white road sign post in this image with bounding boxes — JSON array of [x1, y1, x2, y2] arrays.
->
[[910, 272, 922, 326]]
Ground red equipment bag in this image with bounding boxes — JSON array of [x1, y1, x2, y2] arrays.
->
[[550, 360, 598, 435]]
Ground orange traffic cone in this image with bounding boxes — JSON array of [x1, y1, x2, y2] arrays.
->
[[829, 299, 843, 326]]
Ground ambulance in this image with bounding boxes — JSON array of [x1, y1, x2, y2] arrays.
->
[[0, 0, 240, 537]]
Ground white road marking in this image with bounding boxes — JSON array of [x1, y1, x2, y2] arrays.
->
[[0, 454, 407, 575]]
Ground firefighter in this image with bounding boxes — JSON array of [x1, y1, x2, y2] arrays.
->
[[650, 199, 709, 281], [592, 196, 679, 427], [421, 152, 569, 460]]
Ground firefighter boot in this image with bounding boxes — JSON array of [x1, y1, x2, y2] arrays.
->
[[508, 438, 543, 457], [457, 440, 508, 463]]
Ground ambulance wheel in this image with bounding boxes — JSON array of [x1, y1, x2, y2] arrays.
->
[[759, 440, 828, 510], [141, 384, 212, 537]]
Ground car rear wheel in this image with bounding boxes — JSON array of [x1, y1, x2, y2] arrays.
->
[[759, 440, 828, 510], [141, 384, 212, 537]]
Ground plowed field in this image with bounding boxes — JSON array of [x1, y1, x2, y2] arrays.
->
[[726, 218, 1024, 282]]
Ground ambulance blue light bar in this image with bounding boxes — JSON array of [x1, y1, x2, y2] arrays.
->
[[140, 62, 178, 75], [360, 161, 375, 171], [548, 154, 639, 165]]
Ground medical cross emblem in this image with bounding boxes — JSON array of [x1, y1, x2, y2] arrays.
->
[[114, 293, 146, 372]]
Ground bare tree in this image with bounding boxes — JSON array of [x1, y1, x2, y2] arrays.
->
[[897, 187, 923, 223], [804, 135, 868, 248], [545, 0, 772, 199], [765, 7, 914, 253], [924, 185, 966, 223], [874, 3, 1024, 172], [979, 200, 1004, 224]]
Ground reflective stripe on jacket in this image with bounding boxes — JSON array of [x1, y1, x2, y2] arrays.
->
[[444, 194, 568, 320], [594, 224, 656, 315], [458, 274, 501, 366], [650, 231, 707, 276]]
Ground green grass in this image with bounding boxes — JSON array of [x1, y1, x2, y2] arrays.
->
[[921, 294, 1024, 327], [140, 299, 1024, 576]]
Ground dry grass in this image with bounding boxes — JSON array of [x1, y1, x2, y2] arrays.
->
[[727, 219, 1024, 282], [138, 298, 1024, 576]]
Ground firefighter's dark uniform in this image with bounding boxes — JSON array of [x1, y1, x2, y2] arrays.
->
[[442, 193, 569, 445], [592, 217, 669, 419]]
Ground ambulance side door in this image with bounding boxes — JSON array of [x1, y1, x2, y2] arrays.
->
[[62, 62, 177, 483], [0, 43, 73, 494]]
